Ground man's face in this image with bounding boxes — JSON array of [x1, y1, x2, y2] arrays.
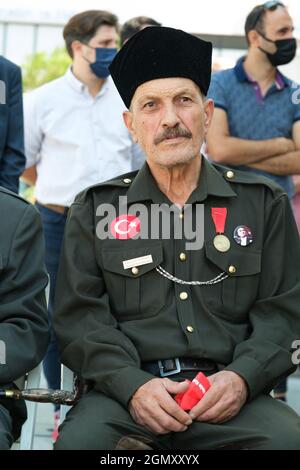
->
[[257, 6, 294, 53], [79, 25, 118, 62], [124, 77, 214, 168]]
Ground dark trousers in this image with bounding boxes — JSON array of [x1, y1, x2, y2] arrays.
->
[[36, 204, 68, 410], [55, 383, 300, 451], [0, 405, 13, 450], [0, 399, 27, 450]]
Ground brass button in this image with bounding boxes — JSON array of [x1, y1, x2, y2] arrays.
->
[[180, 292, 188, 301], [228, 265, 236, 274], [186, 326, 194, 333], [179, 253, 187, 261], [131, 267, 139, 275], [123, 178, 132, 184], [179, 213, 184, 220], [226, 171, 235, 180]]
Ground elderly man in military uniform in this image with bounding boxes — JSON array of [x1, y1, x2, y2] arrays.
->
[[54, 27, 300, 450], [0, 188, 49, 449]]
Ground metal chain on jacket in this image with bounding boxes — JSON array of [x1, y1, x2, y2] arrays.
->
[[155, 265, 229, 286]]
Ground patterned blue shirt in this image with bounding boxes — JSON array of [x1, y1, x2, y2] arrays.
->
[[207, 56, 300, 199]]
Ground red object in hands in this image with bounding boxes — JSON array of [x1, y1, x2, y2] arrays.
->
[[175, 372, 211, 411]]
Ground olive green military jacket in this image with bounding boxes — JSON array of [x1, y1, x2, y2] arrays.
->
[[0, 187, 49, 385], [54, 158, 300, 406]]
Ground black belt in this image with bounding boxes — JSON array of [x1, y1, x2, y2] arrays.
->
[[142, 357, 217, 378]]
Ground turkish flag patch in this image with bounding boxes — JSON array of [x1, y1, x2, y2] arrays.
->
[[110, 214, 140, 240]]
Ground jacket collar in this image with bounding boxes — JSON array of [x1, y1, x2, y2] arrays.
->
[[234, 56, 289, 89], [126, 156, 237, 205]]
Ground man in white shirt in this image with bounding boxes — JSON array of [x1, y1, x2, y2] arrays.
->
[[22, 9, 144, 440]]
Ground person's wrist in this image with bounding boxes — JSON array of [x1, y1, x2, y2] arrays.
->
[[232, 372, 248, 400]]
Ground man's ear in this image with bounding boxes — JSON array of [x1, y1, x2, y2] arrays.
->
[[123, 110, 138, 143], [71, 40, 83, 58], [203, 99, 214, 133], [248, 30, 261, 48]]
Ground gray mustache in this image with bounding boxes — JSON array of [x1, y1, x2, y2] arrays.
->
[[155, 127, 192, 145]]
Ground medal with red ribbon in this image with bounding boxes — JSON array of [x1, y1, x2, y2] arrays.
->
[[211, 207, 231, 252]]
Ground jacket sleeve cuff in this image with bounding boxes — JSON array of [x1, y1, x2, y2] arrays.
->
[[95, 366, 155, 407], [224, 356, 265, 401]]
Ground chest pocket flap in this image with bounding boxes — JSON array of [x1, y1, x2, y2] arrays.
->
[[205, 241, 261, 276], [203, 242, 261, 319], [100, 243, 164, 320], [101, 243, 163, 277]]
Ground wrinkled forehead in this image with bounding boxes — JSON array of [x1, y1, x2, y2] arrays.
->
[[131, 77, 202, 106]]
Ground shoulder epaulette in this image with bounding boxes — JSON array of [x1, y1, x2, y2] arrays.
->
[[212, 163, 285, 198], [73, 169, 139, 204]]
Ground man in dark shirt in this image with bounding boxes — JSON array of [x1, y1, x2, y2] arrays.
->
[[0, 188, 49, 449], [54, 27, 300, 450]]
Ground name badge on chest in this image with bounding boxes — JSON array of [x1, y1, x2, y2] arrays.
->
[[123, 255, 153, 270]]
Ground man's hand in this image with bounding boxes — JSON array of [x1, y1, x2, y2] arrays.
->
[[189, 371, 248, 424], [129, 378, 193, 435]]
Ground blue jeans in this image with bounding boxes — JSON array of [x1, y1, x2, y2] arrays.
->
[[36, 204, 68, 410]]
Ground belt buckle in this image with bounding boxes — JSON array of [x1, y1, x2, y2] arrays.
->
[[158, 358, 181, 377]]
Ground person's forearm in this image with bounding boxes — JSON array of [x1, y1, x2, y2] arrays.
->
[[248, 150, 300, 176], [207, 136, 294, 166]]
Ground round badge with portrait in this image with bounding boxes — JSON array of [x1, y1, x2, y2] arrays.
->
[[233, 225, 253, 247]]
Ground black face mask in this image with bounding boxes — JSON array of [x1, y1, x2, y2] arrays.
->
[[259, 35, 297, 66]]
